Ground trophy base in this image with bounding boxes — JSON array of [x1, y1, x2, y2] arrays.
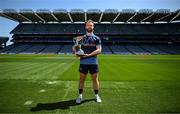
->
[[76, 51, 86, 57], [76, 49, 85, 57], [76, 53, 86, 57]]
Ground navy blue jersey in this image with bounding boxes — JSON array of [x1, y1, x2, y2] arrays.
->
[[79, 34, 101, 64]]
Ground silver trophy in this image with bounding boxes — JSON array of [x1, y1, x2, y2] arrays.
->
[[73, 35, 86, 56]]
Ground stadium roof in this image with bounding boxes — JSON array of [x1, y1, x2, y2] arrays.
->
[[0, 9, 180, 23]]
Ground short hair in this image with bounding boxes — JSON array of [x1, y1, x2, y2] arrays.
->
[[85, 19, 94, 25]]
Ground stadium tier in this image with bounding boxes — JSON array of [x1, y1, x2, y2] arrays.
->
[[0, 37, 9, 49], [0, 9, 180, 54]]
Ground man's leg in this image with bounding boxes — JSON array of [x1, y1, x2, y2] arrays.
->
[[79, 72, 87, 94], [91, 73, 102, 103], [91, 73, 99, 92], [76, 72, 87, 104]]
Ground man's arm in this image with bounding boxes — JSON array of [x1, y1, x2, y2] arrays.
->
[[72, 44, 78, 54], [84, 37, 102, 57], [84, 45, 102, 57]]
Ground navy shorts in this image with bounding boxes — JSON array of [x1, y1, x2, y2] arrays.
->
[[79, 64, 99, 74]]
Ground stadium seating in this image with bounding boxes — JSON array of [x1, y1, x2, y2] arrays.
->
[[140, 44, 167, 54], [1, 43, 179, 55], [1, 22, 180, 55], [154, 44, 178, 54], [124, 44, 150, 54], [169, 45, 180, 53], [0, 37, 9, 48], [39, 44, 62, 54], [0, 44, 17, 53], [110, 44, 132, 54], [5, 44, 32, 54], [102, 44, 112, 54], [20, 44, 46, 54], [10, 23, 180, 35], [59, 44, 73, 54]]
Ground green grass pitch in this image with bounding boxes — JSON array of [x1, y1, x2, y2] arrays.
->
[[0, 54, 180, 113]]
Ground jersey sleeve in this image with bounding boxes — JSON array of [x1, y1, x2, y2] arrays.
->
[[95, 37, 101, 48]]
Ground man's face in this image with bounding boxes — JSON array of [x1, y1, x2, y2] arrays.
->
[[85, 22, 94, 33]]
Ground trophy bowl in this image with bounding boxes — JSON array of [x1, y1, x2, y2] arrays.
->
[[76, 49, 86, 57], [73, 35, 86, 57]]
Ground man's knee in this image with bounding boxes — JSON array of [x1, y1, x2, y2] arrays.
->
[[80, 77, 86, 83], [80, 73, 87, 82], [91, 73, 98, 82]]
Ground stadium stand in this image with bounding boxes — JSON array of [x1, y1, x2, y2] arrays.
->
[[102, 44, 112, 54], [110, 44, 132, 54], [20, 44, 46, 54], [5, 44, 32, 54], [39, 44, 62, 54], [0, 37, 9, 49], [0, 9, 180, 54], [60, 44, 74, 54], [124, 44, 149, 54]]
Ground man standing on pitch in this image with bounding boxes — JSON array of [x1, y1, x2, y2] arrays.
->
[[72, 20, 102, 104]]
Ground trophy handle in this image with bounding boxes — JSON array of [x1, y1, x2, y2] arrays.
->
[[74, 35, 86, 52], [73, 35, 85, 41], [79, 44, 82, 50]]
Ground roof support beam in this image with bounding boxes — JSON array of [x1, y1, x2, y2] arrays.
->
[[18, 13, 32, 22], [155, 13, 170, 22], [51, 13, 59, 21], [34, 13, 45, 23], [112, 12, 120, 23], [68, 12, 73, 22], [0, 13, 18, 22], [141, 13, 154, 22], [170, 11, 180, 22], [99, 13, 103, 23], [127, 12, 137, 22], [85, 12, 87, 22]]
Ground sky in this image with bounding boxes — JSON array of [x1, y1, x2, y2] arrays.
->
[[0, 0, 180, 45]]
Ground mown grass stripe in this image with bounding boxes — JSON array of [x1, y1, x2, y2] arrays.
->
[[0, 63, 43, 79], [14, 63, 57, 80]]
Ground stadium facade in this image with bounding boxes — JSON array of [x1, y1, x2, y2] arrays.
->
[[0, 9, 180, 54]]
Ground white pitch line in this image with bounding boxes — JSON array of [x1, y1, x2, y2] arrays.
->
[[62, 81, 70, 100], [24, 100, 33, 105], [39, 89, 46, 93], [46, 81, 57, 85]]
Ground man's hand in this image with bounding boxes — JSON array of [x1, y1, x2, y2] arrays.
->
[[75, 53, 89, 58], [86, 47, 101, 57], [81, 46, 101, 58], [81, 54, 89, 58]]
